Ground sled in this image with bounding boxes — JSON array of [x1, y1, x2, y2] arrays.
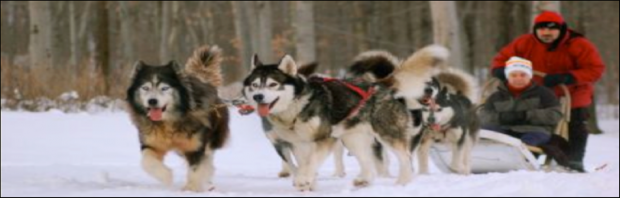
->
[[430, 130, 540, 174], [430, 71, 572, 174]]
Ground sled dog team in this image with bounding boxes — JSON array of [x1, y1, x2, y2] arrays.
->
[[125, 44, 482, 192]]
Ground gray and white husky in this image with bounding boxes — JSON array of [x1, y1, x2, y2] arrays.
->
[[243, 54, 421, 191]]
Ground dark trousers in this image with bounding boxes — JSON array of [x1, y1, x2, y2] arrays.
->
[[569, 108, 590, 164]]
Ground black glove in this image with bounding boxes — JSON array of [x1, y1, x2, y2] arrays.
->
[[544, 73, 576, 87], [493, 67, 507, 82], [499, 111, 527, 125]]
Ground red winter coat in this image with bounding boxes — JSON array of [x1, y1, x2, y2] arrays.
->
[[492, 30, 605, 109]]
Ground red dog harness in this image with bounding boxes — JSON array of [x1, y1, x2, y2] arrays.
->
[[321, 77, 376, 119]]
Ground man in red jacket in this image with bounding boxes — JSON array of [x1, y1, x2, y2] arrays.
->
[[491, 11, 605, 172]]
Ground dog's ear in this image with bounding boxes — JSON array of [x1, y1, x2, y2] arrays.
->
[[278, 55, 298, 76], [251, 54, 263, 70], [130, 61, 146, 80], [440, 87, 449, 96], [297, 62, 319, 77], [168, 60, 182, 71], [167, 60, 185, 76]]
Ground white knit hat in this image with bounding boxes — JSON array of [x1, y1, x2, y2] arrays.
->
[[505, 57, 533, 78]]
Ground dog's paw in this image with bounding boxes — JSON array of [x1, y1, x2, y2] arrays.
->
[[278, 171, 291, 178], [353, 178, 370, 188], [450, 164, 470, 175], [149, 167, 173, 187], [142, 157, 173, 186], [183, 182, 214, 193], [293, 176, 315, 192]]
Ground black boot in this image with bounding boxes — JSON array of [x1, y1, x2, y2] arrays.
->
[[540, 135, 571, 167], [568, 108, 590, 167], [567, 161, 586, 173]]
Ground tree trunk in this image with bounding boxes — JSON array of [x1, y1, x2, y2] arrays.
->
[[353, 2, 369, 52], [119, 1, 134, 64], [78, 2, 93, 43], [94, 1, 111, 96], [603, 55, 617, 120], [232, 1, 253, 80], [430, 1, 468, 71], [159, 1, 171, 63], [50, 2, 66, 69], [246, 2, 260, 57], [588, 97, 604, 134], [28, 1, 53, 70], [69, 1, 78, 67], [170, 1, 180, 60], [1, 2, 4, 58], [392, 2, 409, 55], [199, 1, 215, 45], [410, 2, 427, 51], [613, 62, 619, 106], [155, 1, 179, 61], [3, 1, 16, 63], [367, 2, 380, 49], [256, 1, 275, 63], [293, 1, 316, 64]]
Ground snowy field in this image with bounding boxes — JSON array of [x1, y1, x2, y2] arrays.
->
[[1, 110, 618, 197]]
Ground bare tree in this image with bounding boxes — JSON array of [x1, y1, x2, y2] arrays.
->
[[68, 1, 78, 67], [2, 1, 18, 62], [392, 2, 409, 52], [293, 1, 316, 64], [246, 2, 260, 57], [256, 1, 275, 63], [158, 1, 181, 62], [94, 1, 111, 95], [232, 1, 254, 71], [199, 2, 215, 45], [430, 1, 468, 71], [610, 62, 618, 105], [28, 1, 53, 69], [119, 1, 134, 64], [50, 2, 67, 69], [352, 2, 369, 52], [159, 1, 171, 62], [78, 2, 93, 56]]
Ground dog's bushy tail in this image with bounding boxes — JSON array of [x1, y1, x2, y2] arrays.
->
[[401, 45, 450, 75], [185, 45, 224, 87], [348, 50, 401, 83]]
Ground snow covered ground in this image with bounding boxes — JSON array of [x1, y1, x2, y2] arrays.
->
[[1, 110, 618, 197]]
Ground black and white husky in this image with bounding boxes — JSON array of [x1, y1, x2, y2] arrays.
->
[[388, 45, 481, 175], [242, 54, 419, 191]]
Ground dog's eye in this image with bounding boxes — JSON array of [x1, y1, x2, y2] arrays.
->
[[141, 86, 150, 91], [252, 83, 260, 88], [268, 83, 278, 88], [161, 87, 170, 92]]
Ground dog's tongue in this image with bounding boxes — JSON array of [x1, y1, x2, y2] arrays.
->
[[148, 108, 164, 121], [257, 104, 270, 117]]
